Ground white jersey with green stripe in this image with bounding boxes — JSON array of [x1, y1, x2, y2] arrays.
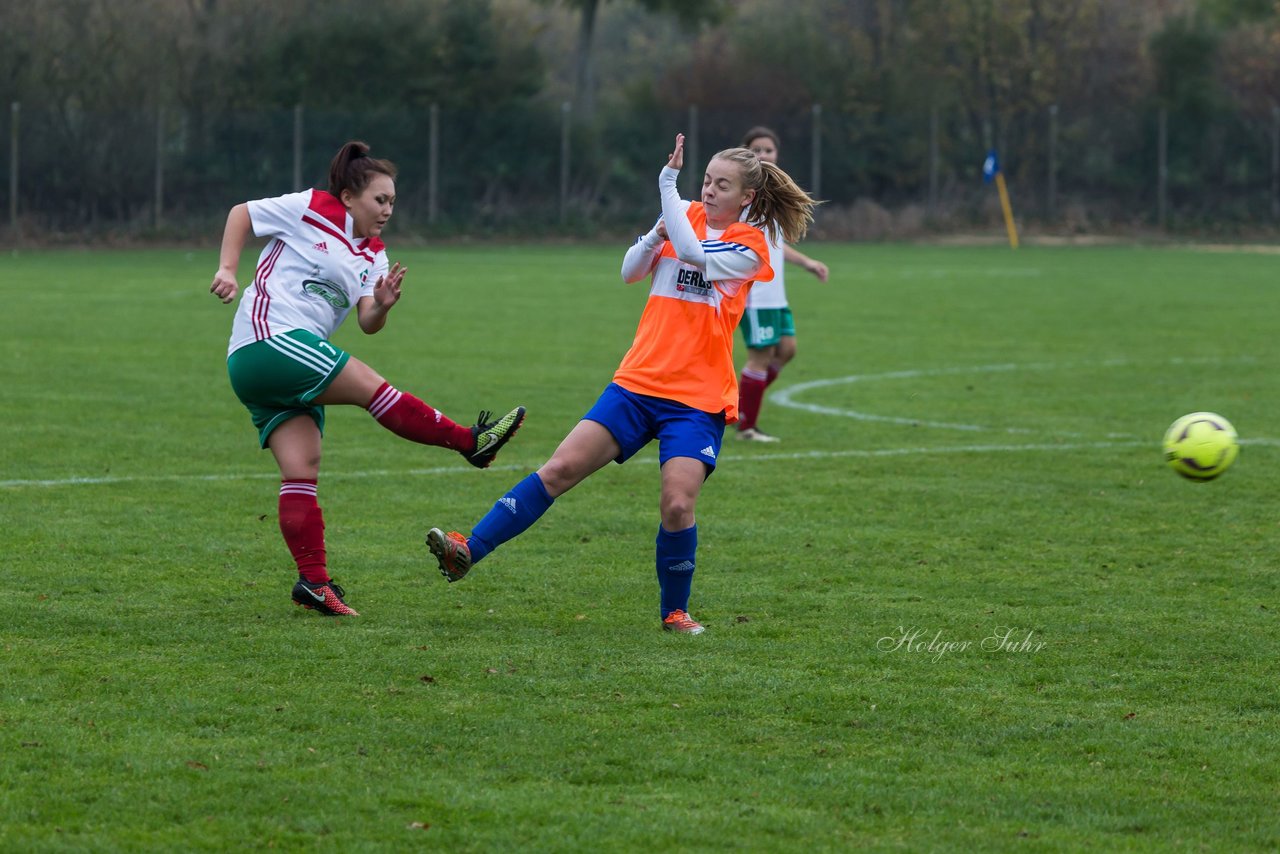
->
[[227, 189, 389, 356]]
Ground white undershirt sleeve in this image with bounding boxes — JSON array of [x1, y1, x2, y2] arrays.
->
[[620, 224, 664, 283], [659, 166, 706, 267], [702, 244, 762, 285]]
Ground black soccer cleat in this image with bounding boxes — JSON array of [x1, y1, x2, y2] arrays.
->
[[291, 579, 359, 616], [464, 406, 526, 469]]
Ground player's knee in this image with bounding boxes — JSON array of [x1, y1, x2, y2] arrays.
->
[[537, 456, 583, 497], [660, 493, 697, 528]]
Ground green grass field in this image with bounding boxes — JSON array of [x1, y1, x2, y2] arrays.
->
[[2, 242, 1278, 851]]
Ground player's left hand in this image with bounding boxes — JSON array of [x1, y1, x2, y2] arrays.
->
[[373, 262, 405, 309], [808, 260, 830, 283], [666, 134, 684, 171]]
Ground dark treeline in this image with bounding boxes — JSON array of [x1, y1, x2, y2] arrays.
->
[[2, 0, 1278, 238]]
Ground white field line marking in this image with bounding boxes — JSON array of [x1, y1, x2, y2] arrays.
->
[[5, 439, 1275, 490], [3, 358, 1266, 490]]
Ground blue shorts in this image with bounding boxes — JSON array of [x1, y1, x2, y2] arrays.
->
[[582, 384, 726, 475]]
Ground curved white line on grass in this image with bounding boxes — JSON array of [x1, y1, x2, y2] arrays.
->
[[772, 358, 1256, 437], [772, 363, 1038, 432]]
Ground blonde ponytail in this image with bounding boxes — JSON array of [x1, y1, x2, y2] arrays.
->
[[710, 147, 820, 244]]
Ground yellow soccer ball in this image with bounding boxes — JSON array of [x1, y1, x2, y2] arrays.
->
[[1162, 412, 1239, 481]]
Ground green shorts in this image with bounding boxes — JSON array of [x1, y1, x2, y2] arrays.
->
[[226, 330, 351, 448], [740, 306, 796, 349]]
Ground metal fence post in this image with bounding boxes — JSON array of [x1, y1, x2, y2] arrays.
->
[[9, 102, 18, 231], [686, 104, 699, 199], [928, 104, 938, 218], [1157, 107, 1168, 229], [1047, 104, 1058, 221], [811, 103, 822, 201], [428, 104, 439, 225], [1271, 105, 1279, 221], [154, 105, 164, 227], [560, 101, 571, 223], [292, 104, 303, 192]]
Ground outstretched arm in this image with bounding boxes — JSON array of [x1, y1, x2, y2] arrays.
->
[[784, 243, 829, 282], [209, 203, 252, 304]]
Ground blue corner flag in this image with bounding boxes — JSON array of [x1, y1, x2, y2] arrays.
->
[[982, 149, 1000, 183]]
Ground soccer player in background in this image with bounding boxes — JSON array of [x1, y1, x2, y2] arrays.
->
[[426, 133, 818, 634], [735, 125, 830, 442], [210, 140, 525, 617]]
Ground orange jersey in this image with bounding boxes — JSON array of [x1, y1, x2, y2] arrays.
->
[[613, 202, 773, 422]]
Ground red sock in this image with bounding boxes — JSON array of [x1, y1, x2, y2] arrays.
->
[[766, 362, 782, 387], [366, 382, 474, 452], [279, 480, 328, 584], [737, 368, 768, 432]]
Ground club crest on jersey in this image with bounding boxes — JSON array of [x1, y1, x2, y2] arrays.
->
[[675, 267, 712, 297], [301, 278, 350, 308]]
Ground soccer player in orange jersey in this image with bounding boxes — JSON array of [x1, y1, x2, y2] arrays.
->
[[427, 133, 817, 633]]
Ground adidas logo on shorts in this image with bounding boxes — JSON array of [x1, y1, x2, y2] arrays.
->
[[700, 446, 716, 459]]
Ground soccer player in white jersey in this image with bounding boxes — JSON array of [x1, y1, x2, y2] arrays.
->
[[735, 126, 830, 442], [210, 140, 525, 617]]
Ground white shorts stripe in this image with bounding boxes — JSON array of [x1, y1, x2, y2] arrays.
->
[[265, 335, 337, 376]]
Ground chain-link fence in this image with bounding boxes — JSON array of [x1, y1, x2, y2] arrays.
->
[[5, 100, 1279, 241]]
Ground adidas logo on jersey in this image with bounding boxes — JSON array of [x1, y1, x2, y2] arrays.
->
[[700, 446, 716, 459], [499, 496, 518, 515], [313, 241, 329, 253]]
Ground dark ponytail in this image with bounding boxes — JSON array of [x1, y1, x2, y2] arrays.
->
[[327, 140, 397, 198]]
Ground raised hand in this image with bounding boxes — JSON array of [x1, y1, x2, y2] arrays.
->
[[373, 262, 406, 310], [666, 133, 684, 171]]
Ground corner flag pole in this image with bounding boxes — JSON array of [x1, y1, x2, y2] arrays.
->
[[983, 149, 1019, 249], [995, 172, 1019, 249]]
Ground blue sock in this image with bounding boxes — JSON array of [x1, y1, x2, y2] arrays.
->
[[655, 524, 697, 618], [468, 473, 554, 563]]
